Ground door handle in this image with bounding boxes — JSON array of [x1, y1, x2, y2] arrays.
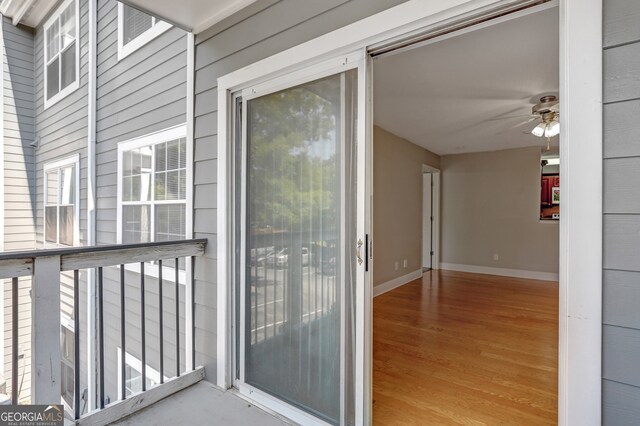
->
[[356, 239, 363, 265]]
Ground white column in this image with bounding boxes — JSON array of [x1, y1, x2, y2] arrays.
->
[[558, 0, 602, 424], [31, 255, 62, 404]]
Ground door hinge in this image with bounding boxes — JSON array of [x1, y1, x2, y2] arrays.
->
[[430, 216, 434, 221], [430, 251, 434, 256]]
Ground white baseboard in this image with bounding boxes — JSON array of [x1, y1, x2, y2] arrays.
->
[[373, 269, 423, 297], [439, 262, 559, 282]]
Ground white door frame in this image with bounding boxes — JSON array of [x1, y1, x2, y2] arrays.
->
[[217, 1, 602, 424], [230, 51, 367, 426], [422, 173, 432, 269], [422, 165, 441, 270]]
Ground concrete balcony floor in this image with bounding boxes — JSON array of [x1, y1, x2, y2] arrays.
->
[[113, 380, 289, 426]]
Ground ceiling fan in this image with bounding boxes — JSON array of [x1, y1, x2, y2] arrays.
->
[[512, 95, 560, 137]]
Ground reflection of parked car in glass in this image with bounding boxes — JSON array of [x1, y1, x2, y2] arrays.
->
[[257, 250, 275, 266], [266, 247, 311, 268], [251, 246, 275, 266]]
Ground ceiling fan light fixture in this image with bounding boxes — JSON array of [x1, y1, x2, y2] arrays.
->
[[531, 122, 547, 137], [545, 120, 560, 138]]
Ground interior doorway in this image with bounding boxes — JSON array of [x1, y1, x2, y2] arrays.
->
[[423, 172, 432, 270], [218, 1, 603, 424], [422, 165, 440, 271], [371, 2, 560, 424]]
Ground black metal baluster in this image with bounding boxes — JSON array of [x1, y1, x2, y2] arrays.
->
[[175, 258, 180, 377], [191, 256, 196, 370], [158, 260, 164, 384], [98, 267, 105, 409], [120, 264, 126, 400], [74, 270, 80, 420], [11, 277, 18, 405], [140, 263, 146, 392]]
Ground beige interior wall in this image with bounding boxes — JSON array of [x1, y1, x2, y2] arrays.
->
[[373, 126, 440, 287], [440, 146, 559, 273]]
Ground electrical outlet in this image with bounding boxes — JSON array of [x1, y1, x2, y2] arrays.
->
[[394, 262, 399, 271], [493, 253, 499, 261], [403, 259, 408, 268]]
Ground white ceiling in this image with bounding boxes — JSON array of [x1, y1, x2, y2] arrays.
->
[[373, 6, 559, 156], [121, 0, 258, 33]]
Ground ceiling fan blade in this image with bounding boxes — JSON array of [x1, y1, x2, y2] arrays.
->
[[509, 116, 538, 129], [486, 113, 532, 122]]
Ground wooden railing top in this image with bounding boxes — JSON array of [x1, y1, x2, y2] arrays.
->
[[0, 239, 207, 279]]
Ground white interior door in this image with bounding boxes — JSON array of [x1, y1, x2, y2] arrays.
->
[[423, 173, 433, 269], [234, 52, 368, 426]]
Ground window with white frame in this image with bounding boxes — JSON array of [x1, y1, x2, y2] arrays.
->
[[60, 318, 75, 410], [44, 0, 79, 108], [116, 348, 165, 399], [118, 125, 188, 247], [44, 155, 79, 246], [117, 3, 171, 61]]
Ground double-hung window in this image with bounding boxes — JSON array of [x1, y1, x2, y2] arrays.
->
[[44, 155, 80, 246], [44, 0, 79, 108], [117, 3, 171, 61], [118, 125, 189, 250]]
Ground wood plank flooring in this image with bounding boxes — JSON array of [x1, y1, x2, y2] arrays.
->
[[373, 270, 558, 425]]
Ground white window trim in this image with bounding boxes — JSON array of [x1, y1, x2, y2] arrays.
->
[[116, 347, 167, 400], [43, 154, 81, 247], [116, 124, 190, 283], [43, 0, 80, 110], [60, 314, 75, 414], [117, 2, 171, 62], [217, 0, 602, 425]]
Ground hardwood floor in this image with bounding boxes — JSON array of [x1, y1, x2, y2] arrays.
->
[[372, 270, 558, 425]]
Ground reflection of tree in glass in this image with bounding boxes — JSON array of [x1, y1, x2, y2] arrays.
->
[[248, 76, 341, 232]]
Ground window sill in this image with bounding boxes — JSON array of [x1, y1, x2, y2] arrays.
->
[[44, 79, 80, 111]]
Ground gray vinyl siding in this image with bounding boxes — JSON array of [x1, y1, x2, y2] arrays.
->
[[192, 0, 407, 379], [95, 0, 187, 246], [2, 18, 36, 252], [34, 0, 89, 250], [2, 16, 36, 403], [33, 0, 90, 354], [100, 268, 187, 404], [29, 0, 91, 411], [603, 0, 640, 423], [94, 0, 188, 403]]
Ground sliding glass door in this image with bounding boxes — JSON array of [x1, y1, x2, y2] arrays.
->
[[234, 56, 366, 425]]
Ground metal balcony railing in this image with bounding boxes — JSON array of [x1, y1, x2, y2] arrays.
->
[[0, 239, 206, 422]]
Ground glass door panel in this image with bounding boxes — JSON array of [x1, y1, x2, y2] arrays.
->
[[240, 68, 358, 425]]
